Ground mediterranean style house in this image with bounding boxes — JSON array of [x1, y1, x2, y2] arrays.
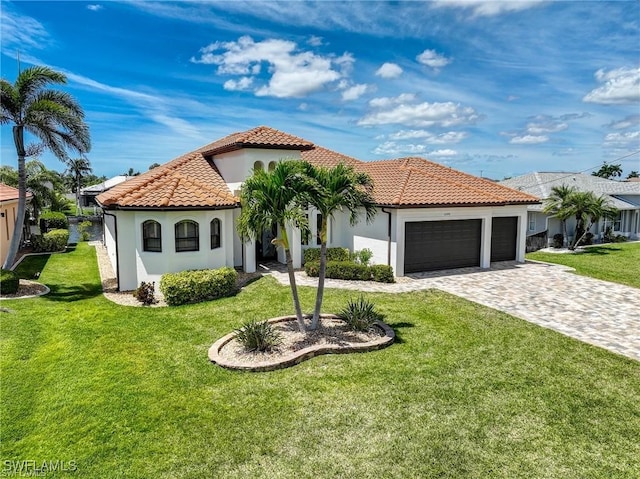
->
[[0, 183, 32, 267], [500, 172, 640, 247], [96, 126, 539, 291]]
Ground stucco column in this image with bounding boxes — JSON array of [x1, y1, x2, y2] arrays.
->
[[481, 216, 492, 268], [289, 224, 302, 269], [243, 237, 256, 273], [516, 214, 527, 262]]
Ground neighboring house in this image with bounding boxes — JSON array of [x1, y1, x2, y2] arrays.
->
[[500, 172, 640, 246], [80, 175, 131, 207], [96, 126, 539, 291], [0, 183, 32, 267]]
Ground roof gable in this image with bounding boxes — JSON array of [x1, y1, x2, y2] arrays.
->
[[198, 125, 314, 156]]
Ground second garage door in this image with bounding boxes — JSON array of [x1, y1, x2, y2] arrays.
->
[[491, 217, 518, 262], [404, 219, 482, 273]]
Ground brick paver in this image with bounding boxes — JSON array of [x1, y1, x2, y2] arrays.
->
[[265, 261, 640, 362]]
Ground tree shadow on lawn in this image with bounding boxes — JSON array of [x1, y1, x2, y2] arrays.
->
[[579, 246, 623, 255], [385, 321, 414, 344], [14, 254, 51, 279], [44, 282, 103, 302]]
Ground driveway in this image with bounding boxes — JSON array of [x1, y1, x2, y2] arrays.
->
[[266, 261, 640, 362]]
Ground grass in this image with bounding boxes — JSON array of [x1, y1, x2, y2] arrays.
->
[[1, 243, 639, 478], [527, 241, 640, 288]]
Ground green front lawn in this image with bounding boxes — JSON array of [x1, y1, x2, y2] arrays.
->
[[2, 243, 639, 478], [527, 241, 640, 288]]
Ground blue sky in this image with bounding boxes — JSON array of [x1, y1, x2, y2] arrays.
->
[[1, 0, 639, 180]]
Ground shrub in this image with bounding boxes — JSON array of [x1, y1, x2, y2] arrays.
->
[[303, 247, 350, 263], [338, 295, 385, 332], [350, 248, 373, 266], [32, 229, 69, 253], [305, 260, 395, 283], [133, 281, 156, 305], [234, 319, 282, 352], [0, 269, 19, 295], [77, 220, 93, 241], [40, 211, 69, 230], [160, 267, 237, 306], [370, 264, 395, 283], [552, 233, 564, 248], [614, 234, 629, 243]]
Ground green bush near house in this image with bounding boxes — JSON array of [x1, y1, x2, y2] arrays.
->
[[160, 267, 238, 306], [0, 269, 19, 294], [39, 211, 69, 230], [31, 229, 69, 253], [305, 260, 395, 283], [303, 247, 350, 263]]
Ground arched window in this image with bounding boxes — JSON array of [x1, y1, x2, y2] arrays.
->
[[268, 161, 277, 171], [175, 220, 199, 252], [210, 218, 221, 249], [253, 161, 264, 172], [142, 220, 162, 252]]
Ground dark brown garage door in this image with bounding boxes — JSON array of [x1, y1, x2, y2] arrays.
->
[[404, 219, 482, 273], [491, 217, 518, 262]]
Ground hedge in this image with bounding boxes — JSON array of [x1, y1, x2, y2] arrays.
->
[[1, 269, 19, 294], [32, 229, 69, 253], [305, 260, 395, 283], [40, 211, 69, 230], [303, 247, 350, 264], [160, 267, 238, 306]]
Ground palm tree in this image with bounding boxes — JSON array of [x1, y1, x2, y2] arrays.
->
[[542, 184, 576, 247], [592, 163, 623, 180], [25, 160, 62, 220], [302, 162, 376, 330], [568, 192, 618, 249], [1, 66, 90, 269], [65, 157, 93, 214], [236, 161, 314, 332]]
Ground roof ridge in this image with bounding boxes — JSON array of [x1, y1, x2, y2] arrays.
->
[[176, 173, 237, 203], [394, 169, 412, 205], [160, 178, 180, 207]]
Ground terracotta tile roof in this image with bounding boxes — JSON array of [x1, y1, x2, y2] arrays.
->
[[301, 146, 362, 168], [96, 152, 237, 209], [360, 157, 539, 207], [0, 183, 32, 202], [198, 125, 314, 155]]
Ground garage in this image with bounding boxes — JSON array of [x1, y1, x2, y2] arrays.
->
[[491, 216, 518, 262], [404, 219, 482, 273]]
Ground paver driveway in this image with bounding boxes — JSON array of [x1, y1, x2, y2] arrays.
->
[[267, 261, 640, 361]]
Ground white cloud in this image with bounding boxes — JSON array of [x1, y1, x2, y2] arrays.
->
[[372, 142, 458, 157], [360, 95, 479, 128], [604, 131, 640, 146], [223, 77, 253, 91], [608, 115, 640, 130], [87, 4, 103, 11], [429, 149, 457, 157], [525, 117, 568, 134], [416, 49, 451, 69], [341, 84, 370, 101], [389, 130, 467, 144], [307, 35, 323, 47], [583, 67, 640, 104], [510, 135, 549, 144], [0, 5, 49, 50], [431, 0, 546, 17], [191, 35, 347, 98], [375, 62, 403, 79]]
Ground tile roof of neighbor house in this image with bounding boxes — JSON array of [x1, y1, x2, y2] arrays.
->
[[97, 126, 539, 209], [0, 183, 32, 202], [500, 172, 640, 211]]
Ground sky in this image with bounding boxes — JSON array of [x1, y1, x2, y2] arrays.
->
[[1, 0, 639, 180]]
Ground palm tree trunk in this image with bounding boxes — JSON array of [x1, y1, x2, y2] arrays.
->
[[280, 225, 307, 332], [2, 126, 27, 270], [311, 239, 328, 330]]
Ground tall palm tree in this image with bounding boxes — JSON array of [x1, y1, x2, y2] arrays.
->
[[65, 157, 93, 213], [302, 162, 376, 330], [25, 160, 62, 220], [543, 184, 576, 247], [1, 66, 90, 268], [236, 161, 314, 332]]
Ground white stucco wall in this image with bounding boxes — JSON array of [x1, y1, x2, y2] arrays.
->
[[112, 209, 236, 291]]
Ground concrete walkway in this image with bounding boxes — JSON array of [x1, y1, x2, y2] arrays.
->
[[264, 261, 640, 362]]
